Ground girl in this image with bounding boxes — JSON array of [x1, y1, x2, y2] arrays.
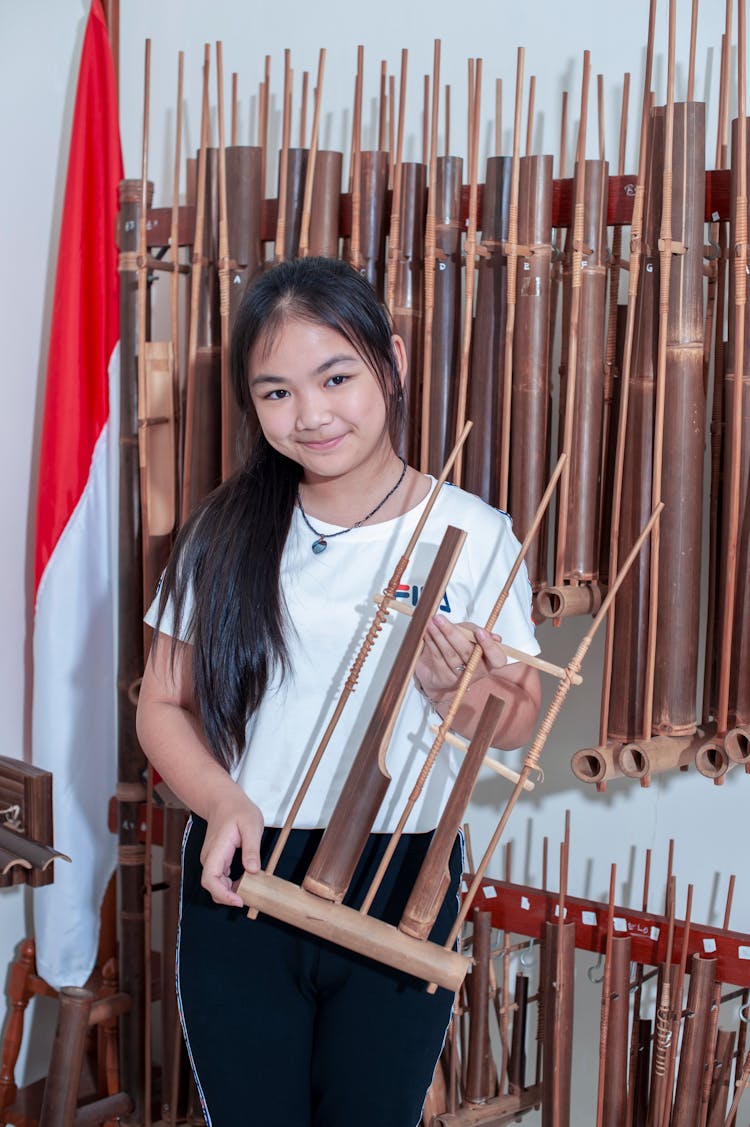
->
[[136, 257, 541, 1127]]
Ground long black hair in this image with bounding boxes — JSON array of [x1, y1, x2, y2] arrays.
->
[[152, 257, 406, 770]]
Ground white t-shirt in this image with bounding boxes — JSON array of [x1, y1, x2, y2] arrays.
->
[[146, 479, 539, 833]]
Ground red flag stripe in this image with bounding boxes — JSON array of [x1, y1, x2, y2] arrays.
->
[[34, 0, 122, 594]]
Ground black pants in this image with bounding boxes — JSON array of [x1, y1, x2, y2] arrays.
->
[[177, 818, 463, 1127]]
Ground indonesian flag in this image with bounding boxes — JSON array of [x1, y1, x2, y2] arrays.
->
[[32, 0, 123, 988]]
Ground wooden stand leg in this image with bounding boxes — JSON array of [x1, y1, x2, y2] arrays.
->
[[39, 987, 94, 1127], [0, 939, 36, 1115]]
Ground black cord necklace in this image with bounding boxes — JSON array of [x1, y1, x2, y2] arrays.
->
[[296, 457, 408, 554]]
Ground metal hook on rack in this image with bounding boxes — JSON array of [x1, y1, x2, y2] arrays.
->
[[519, 937, 536, 969], [587, 952, 605, 984], [739, 999, 750, 1024]]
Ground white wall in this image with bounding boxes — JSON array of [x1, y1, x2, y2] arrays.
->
[[2, 0, 747, 1114]]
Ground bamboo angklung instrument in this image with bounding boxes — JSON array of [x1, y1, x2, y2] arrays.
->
[[257, 423, 472, 891], [302, 526, 466, 904], [601, 932, 632, 1127], [237, 528, 472, 991]]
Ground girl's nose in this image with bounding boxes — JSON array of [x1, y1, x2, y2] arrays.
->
[[295, 392, 332, 431]]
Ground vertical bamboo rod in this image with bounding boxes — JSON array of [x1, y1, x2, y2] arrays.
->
[[420, 40, 441, 472], [298, 48, 326, 258]]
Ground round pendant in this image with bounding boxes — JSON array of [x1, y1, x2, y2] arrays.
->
[[312, 538, 327, 555]]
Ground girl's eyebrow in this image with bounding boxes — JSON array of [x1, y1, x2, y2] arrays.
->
[[250, 353, 360, 387]]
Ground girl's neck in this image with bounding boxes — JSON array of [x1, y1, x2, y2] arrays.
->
[[299, 453, 429, 528]]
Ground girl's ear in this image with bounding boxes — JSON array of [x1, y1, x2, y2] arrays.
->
[[391, 334, 408, 389]]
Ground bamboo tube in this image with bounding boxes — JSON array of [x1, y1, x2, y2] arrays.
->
[[648, 878, 677, 1127], [359, 149, 389, 295], [705, 1030, 735, 1126], [497, 47, 525, 512], [259, 55, 270, 195], [570, 743, 621, 786], [673, 955, 718, 1127], [617, 730, 703, 779], [698, 876, 735, 1127], [298, 48, 326, 258], [392, 160, 426, 463], [495, 78, 502, 156], [452, 58, 482, 485], [508, 153, 553, 588], [702, 5, 733, 726], [216, 42, 236, 484], [601, 0, 657, 746], [420, 40, 441, 472], [603, 935, 632, 1127], [465, 910, 493, 1105], [660, 885, 694, 1126], [554, 51, 593, 599], [642, 0, 678, 740], [463, 153, 511, 504], [599, 71, 630, 587], [596, 864, 618, 1127]]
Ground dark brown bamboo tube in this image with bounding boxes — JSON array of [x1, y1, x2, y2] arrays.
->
[[606, 106, 661, 743], [276, 146, 309, 261], [116, 179, 148, 1123], [600, 0, 657, 749], [397, 697, 504, 937], [694, 736, 731, 780], [464, 155, 511, 504], [559, 157, 608, 585], [509, 154, 553, 589], [725, 725, 750, 763], [536, 580, 602, 621], [465, 910, 493, 1105], [722, 117, 750, 731], [307, 150, 342, 258], [39, 986, 94, 1127], [508, 972, 528, 1094], [596, 865, 618, 1127], [169, 52, 183, 516], [426, 154, 463, 474], [672, 955, 718, 1127], [633, 1019, 653, 1127], [420, 42, 441, 472], [570, 743, 621, 785], [705, 1029, 735, 1127], [651, 101, 706, 737], [602, 935, 632, 1127], [616, 730, 704, 779], [391, 161, 426, 463], [359, 151, 389, 296], [541, 920, 575, 1127], [385, 48, 408, 310]]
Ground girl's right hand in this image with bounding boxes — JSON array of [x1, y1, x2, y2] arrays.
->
[[199, 785, 265, 907]]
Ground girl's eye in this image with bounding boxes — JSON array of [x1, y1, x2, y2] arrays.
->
[[265, 388, 289, 400], [326, 374, 349, 387]]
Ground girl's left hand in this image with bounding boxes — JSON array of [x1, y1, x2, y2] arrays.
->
[[414, 614, 507, 704]]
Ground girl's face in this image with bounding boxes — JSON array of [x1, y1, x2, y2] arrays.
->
[[248, 317, 405, 486]]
